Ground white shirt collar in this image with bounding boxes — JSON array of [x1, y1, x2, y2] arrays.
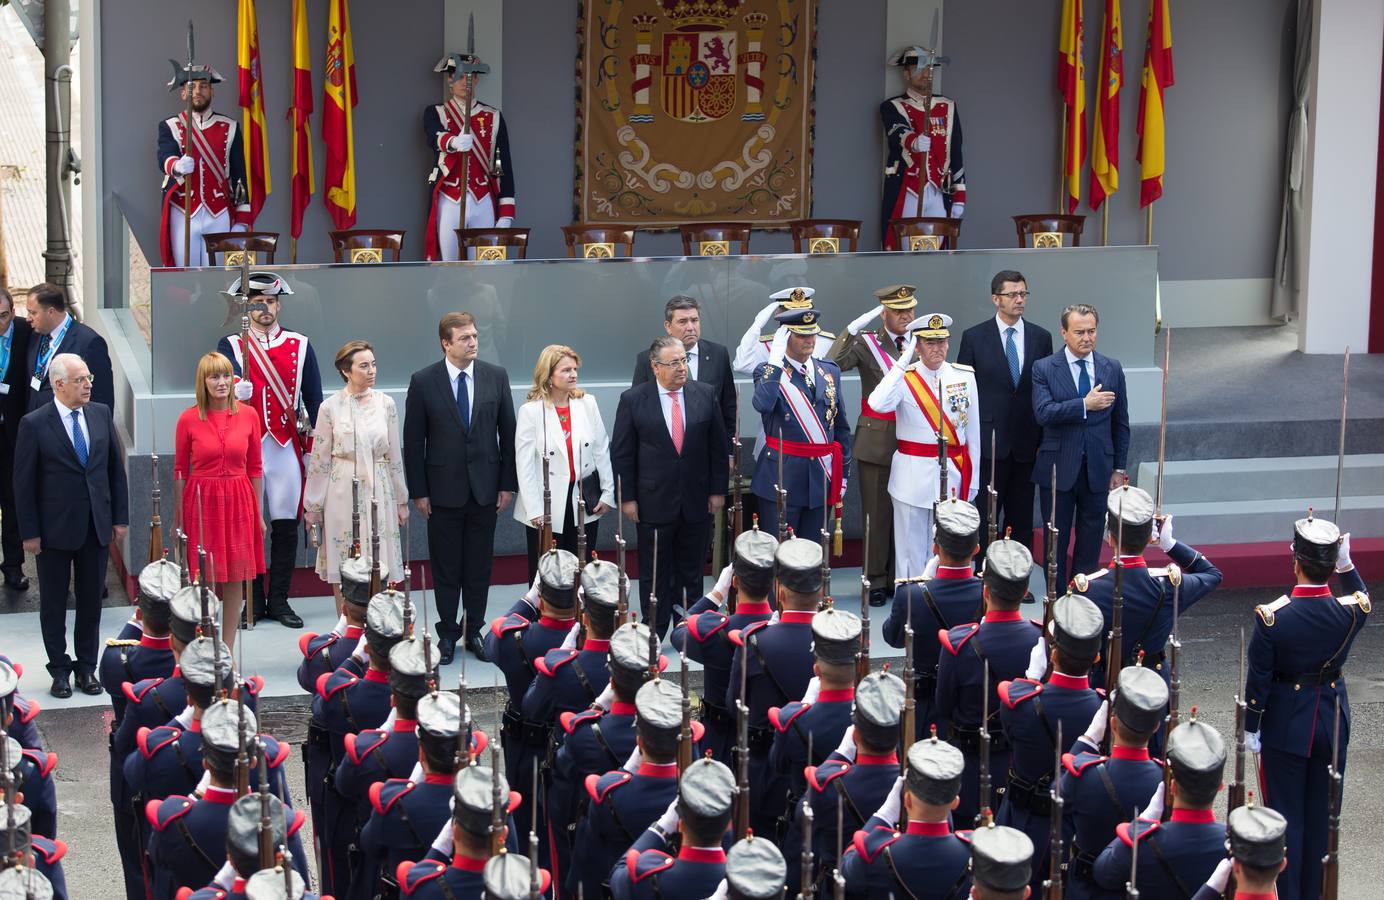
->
[[660, 384, 684, 397], [53, 394, 81, 419], [686, 342, 699, 357], [445, 358, 474, 382], [1064, 346, 1091, 366], [996, 313, 1022, 334], [883, 328, 903, 344]]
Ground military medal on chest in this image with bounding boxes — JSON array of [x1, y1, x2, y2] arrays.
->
[[946, 380, 969, 429]]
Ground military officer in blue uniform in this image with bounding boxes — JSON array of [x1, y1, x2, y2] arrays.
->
[[610, 757, 736, 900], [841, 732, 972, 898], [1, 802, 68, 900], [887, 498, 984, 735], [672, 528, 778, 764], [1059, 664, 1167, 900], [722, 834, 787, 900], [101, 558, 182, 721], [178, 790, 309, 900], [726, 537, 822, 840], [3, 731, 57, 846], [396, 762, 520, 899], [522, 557, 621, 730], [310, 590, 406, 897], [295, 556, 374, 694], [750, 305, 853, 547], [936, 536, 1043, 825], [969, 823, 1035, 900], [1190, 804, 1288, 900], [1244, 513, 1368, 900], [1093, 715, 1228, 896], [996, 592, 1105, 884]]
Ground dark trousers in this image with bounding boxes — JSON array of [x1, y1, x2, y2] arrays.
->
[[637, 516, 710, 639], [427, 498, 497, 641], [1261, 728, 1344, 900], [1038, 457, 1108, 590], [0, 437, 21, 575], [37, 521, 107, 676], [524, 482, 602, 583], [756, 501, 828, 551], [856, 460, 895, 589], [978, 455, 1037, 558]]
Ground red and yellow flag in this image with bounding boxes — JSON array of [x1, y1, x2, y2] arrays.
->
[[322, 0, 358, 229], [289, 0, 314, 240], [1057, 0, 1087, 214], [236, 0, 271, 223], [1137, 0, 1175, 207], [1090, 0, 1122, 210]]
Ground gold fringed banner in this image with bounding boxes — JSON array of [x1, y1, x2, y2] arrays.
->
[[575, 0, 817, 227]]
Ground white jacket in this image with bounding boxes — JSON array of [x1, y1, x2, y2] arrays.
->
[[512, 394, 615, 534], [868, 359, 980, 509]]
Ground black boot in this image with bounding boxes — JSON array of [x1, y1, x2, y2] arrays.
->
[[265, 519, 304, 628], [251, 572, 269, 620]]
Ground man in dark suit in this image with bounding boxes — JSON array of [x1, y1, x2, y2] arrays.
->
[[630, 295, 738, 448], [14, 353, 129, 698], [404, 311, 517, 665], [957, 270, 1053, 557], [0, 288, 33, 591], [612, 335, 730, 638], [1030, 303, 1129, 588], [23, 282, 114, 412]]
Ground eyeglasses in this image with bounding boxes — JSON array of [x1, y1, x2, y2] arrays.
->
[[996, 290, 1030, 300], [654, 356, 689, 369], [66, 375, 95, 385]]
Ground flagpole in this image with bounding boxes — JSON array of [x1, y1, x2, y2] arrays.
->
[[1146, 203, 1153, 245], [1057, 123, 1066, 211]]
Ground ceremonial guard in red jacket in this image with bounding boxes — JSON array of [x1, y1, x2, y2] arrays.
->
[[880, 45, 965, 249]]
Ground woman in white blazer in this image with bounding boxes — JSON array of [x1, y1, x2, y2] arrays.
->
[[514, 344, 615, 580]]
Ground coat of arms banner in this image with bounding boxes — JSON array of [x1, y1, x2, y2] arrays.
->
[[575, 0, 817, 226]]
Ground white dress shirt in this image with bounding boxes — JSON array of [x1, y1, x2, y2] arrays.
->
[[995, 314, 1024, 372], [445, 358, 475, 403], [53, 394, 88, 456], [657, 386, 686, 441], [686, 342, 700, 381]]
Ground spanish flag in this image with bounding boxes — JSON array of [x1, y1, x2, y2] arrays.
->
[[236, 0, 271, 223], [322, 0, 358, 229], [1057, 0, 1086, 214], [289, 0, 314, 241], [1137, 0, 1175, 207], [1090, 0, 1122, 210]]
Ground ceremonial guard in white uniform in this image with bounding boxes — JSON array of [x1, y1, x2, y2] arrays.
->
[[867, 313, 979, 580], [880, 45, 965, 249]]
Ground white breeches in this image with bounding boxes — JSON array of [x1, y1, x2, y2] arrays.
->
[[436, 194, 497, 261], [893, 500, 935, 582], [262, 436, 303, 520], [168, 206, 231, 267], [901, 183, 947, 218]]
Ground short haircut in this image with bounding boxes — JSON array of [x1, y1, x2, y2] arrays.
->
[[636, 720, 679, 763], [28, 282, 67, 313], [648, 334, 681, 363], [47, 352, 85, 387], [990, 270, 1026, 295], [193, 352, 238, 418], [983, 574, 1027, 608], [1054, 647, 1096, 677], [1106, 514, 1153, 555], [334, 340, 373, 383], [936, 526, 979, 561], [664, 295, 700, 321], [1115, 717, 1155, 747], [394, 692, 420, 721], [1299, 559, 1334, 584], [438, 311, 476, 342], [419, 731, 458, 774], [585, 603, 618, 640], [1060, 304, 1100, 330]]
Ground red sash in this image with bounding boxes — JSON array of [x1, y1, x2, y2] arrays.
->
[[766, 436, 843, 505], [900, 369, 972, 498]]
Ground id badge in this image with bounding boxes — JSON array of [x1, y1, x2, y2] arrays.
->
[[30, 376, 41, 392], [0, 383, 10, 395]]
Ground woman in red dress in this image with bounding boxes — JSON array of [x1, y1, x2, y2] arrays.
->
[[174, 351, 266, 648]]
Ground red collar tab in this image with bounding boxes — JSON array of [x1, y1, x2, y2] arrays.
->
[[638, 761, 680, 778], [453, 853, 487, 873], [1292, 584, 1333, 598], [856, 752, 898, 766], [204, 786, 237, 805], [232, 880, 247, 892], [936, 565, 976, 580], [140, 634, 172, 650], [781, 610, 815, 624], [188, 717, 203, 733], [1049, 671, 1090, 690], [172, 666, 182, 678], [1117, 556, 1148, 568], [984, 610, 1023, 623], [818, 688, 855, 703], [678, 846, 727, 863], [583, 639, 611, 652], [611, 701, 637, 716], [364, 668, 389, 683], [345, 625, 365, 639], [393, 718, 418, 733], [906, 821, 952, 837], [1234, 893, 1277, 900], [1111, 746, 1151, 761], [1171, 808, 1217, 824], [539, 615, 575, 630], [424, 773, 452, 785], [736, 600, 772, 615]]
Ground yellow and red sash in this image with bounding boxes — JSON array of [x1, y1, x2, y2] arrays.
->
[[901, 368, 972, 498]]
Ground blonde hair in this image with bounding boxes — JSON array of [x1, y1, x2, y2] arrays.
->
[[526, 344, 586, 403], [194, 352, 238, 419]]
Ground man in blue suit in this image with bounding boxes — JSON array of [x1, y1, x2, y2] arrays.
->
[[23, 283, 114, 412], [1030, 304, 1129, 589]]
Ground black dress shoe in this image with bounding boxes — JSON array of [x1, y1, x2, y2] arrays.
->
[[75, 672, 103, 695], [465, 635, 490, 662], [437, 637, 457, 666], [50, 675, 72, 699], [3, 572, 29, 591], [271, 607, 305, 629], [869, 588, 888, 607]]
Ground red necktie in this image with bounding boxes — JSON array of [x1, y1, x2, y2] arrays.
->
[[668, 392, 684, 454]]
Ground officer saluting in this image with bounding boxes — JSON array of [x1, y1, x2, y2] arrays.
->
[[732, 288, 831, 378], [1244, 512, 1369, 900], [1192, 804, 1288, 900]]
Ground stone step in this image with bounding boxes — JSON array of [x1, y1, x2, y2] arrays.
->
[[1153, 494, 1384, 545], [1135, 454, 1384, 505]]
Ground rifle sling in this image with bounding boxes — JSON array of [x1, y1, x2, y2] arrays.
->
[[174, 815, 219, 873], [749, 632, 794, 706], [1143, 829, 1194, 899]]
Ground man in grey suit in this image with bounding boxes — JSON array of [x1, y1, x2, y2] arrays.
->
[[404, 311, 517, 664], [630, 295, 738, 450], [15, 353, 129, 698]]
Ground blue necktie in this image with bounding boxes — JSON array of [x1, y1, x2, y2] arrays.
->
[[71, 410, 88, 466], [1076, 358, 1091, 396], [1004, 326, 1020, 388], [456, 371, 471, 430]]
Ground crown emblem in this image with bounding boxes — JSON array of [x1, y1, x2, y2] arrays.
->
[[929, 314, 943, 329], [660, 0, 743, 29]]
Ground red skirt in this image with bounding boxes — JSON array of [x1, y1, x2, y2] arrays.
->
[[182, 475, 265, 583]]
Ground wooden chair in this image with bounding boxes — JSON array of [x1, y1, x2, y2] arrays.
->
[[790, 219, 861, 254], [202, 231, 279, 266], [456, 227, 531, 261], [561, 225, 636, 259], [1013, 214, 1085, 249], [329, 229, 405, 263], [888, 217, 960, 251], [678, 222, 751, 256]]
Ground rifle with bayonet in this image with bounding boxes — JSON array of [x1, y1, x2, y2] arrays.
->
[[900, 598, 916, 820], [678, 628, 693, 773], [1044, 722, 1064, 900], [775, 427, 788, 543], [529, 765, 542, 900], [733, 628, 751, 840], [1045, 465, 1059, 642], [178, 529, 190, 587], [1161, 563, 1183, 821], [369, 499, 382, 597], [1322, 693, 1343, 900], [820, 469, 832, 609], [490, 703, 506, 855], [1333, 347, 1350, 522], [647, 532, 660, 676], [1227, 629, 1247, 815], [179, 21, 196, 265], [235, 637, 251, 795], [256, 735, 274, 868], [936, 428, 949, 511], [832, 794, 846, 900], [801, 734, 816, 900], [196, 490, 217, 650], [616, 476, 630, 625], [1103, 490, 1127, 751], [1126, 803, 1141, 899], [540, 410, 553, 553], [149, 409, 165, 564], [729, 430, 744, 613], [986, 430, 998, 549], [349, 475, 362, 560], [977, 665, 993, 826], [2, 726, 15, 867], [856, 515, 871, 684]]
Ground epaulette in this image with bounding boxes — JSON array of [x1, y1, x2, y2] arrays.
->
[[242, 675, 264, 697], [124, 676, 166, 704], [471, 728, 490, 758], [147, 794, 195, 831], [138, 725, 182, 759], [769, 701, 811, 733], [288, 808, 307, 836], [686, 611, 730, 643], [1255, 596, 1291, 627], [998, 679, 1042, 709], [1148, 564, 1183, 585], [0, 656, 19, 678], [177, 889, 226, 900], [851, 825, 901, 863], [300, 632, 340, 658], [950, 362, 975, 372], [1072, 569, 1108, 592], [22, 749, 56, 778], [370, 778, 415, 815], [1116, 818, 1161, 847], [535, 649, 580, 677], [729, 619, 771, 647], [953, 830, 974, 845], [561, 708, 603, 735], [399, 859, 447, 894], [106, 638, 141, 648], [1062, 751, 1107, 778], [318, 668, 359, 699], [807, 758, 850, 792], [345, 729, 389, 765], [587, 769, 633, 803], [625, 847, 676, 883], [262, 735, 291, 769], [939, 622, 980, 656], [1338, 591, 1371, 613], [491, 613, 531, 638], [690, 720, 706, 743], [14, 697, 38, 724], [30, 835, 66, 865]]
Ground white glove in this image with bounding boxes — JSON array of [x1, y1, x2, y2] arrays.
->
[[173, 155, 196, 175], [801, 676, 821, 705], [710, 564, 734, 607], [1156, 515, 1176, 553], [872, 776, 903, 825], [767, 326, 790, 369], [174, 705, 196, 729], [1025, 639, 1050, 681], [213, 861, 237, 889], [655, 796, 680, 835], [753, 300, 779, 331], [908, 133, 928, 154], [834, 725, 857, 762], [593, 681, 615, 712], [409, 762, 424, 784], [1336, 532, 1353, 573], [1143, 782, 1166, 822], [448, 133, 475, 153], [430, 820, 455, 856], [949, 202, 965, 219], [1205, 858, 1233, 893], [522, 571, 542, 611], [921, 555, 940, 580], [496, 216, 514, 228], [331, 614, 348, 637], [351, 634, 368, 663], [560, 621, 580, 650], [234, 379, 253, 402], [1081, 699, 1109, 748], [898, 332, 918, 365], [622, 746, 642, 774], [194, 769, 211, 797], [381, 707, 398, 731], [707, 880, 730, 900], [846, 307, 881, 336], [768, 610, 780, 625], [1246, 731, 1262, 754]]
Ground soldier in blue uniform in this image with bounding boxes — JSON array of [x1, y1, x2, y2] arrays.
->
[[396, 762, 520, 899], [937, 536, 1043, 826], [750, 305, 853, 546], [295, 556, 374, 694], [178, 790, 309, 900], [1190, 804, 1287, 900], [3, 730, 57, 845], [522, 557, 620, 732], [1244, 513, 1368, 900], [1093, 715, 1228, 896], [0, 660, 43, 752], [996, 592, 1105, 885], [242, 861, 328, 900], [969, 823, 1035, 900], [801, 669, 905, 891], [310, 591, 406, 897], [887, 498, 983, 735], [722, 834, 787, 900], [672, 528, 778, 764], [481, 852, 551, 900], [1059, 664, 1167, 900], [610, 757, 736, 900], [841, 733, 971, 898], [102, 558, 182, 720], [1, 801, 68, 900], [726, 537, 822, 840]]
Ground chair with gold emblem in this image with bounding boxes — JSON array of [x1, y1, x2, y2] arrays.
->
[[203, 231, 280, 266], [678, 223, 751, 256], [790, 219, 861, 254], [561, 225, 636, 259], [456, 227, 531, 261], [1012, 215, 1085, 249], [329, 229, 406, 264], [888, 217, 960, 252]]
